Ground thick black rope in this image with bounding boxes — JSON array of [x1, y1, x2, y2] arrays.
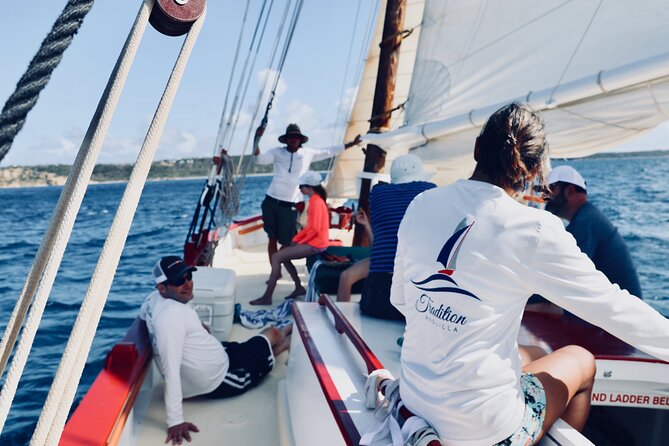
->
[[0, 0, 95, 164]]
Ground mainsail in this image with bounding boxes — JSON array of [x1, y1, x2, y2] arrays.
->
[[335, 0, 669, 190], [327, 0, 426, 198]]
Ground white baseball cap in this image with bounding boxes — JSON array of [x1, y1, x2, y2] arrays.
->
[[390, 154, 434, 184], [547, 165, 586, 191], [299, 171, 323, 187]]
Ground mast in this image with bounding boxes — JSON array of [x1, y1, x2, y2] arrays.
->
[[352, 0, 408, 246]]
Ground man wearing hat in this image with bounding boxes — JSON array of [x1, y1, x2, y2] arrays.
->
[[254, 124, 362, 266], [139, 256, 292, 444], [344, 154, 436, 320], [545, 165, 642, 298]]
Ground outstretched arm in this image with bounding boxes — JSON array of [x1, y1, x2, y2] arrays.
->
[[345, 134, 362, 149]]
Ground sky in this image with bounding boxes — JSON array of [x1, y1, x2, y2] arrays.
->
[[1, 1, 668, 167], [0, 0, 378, 166]]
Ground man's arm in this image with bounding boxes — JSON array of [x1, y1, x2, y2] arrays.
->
[[355, 208, 373, 242], [253, 126, 264, 157], [310, 134, 363, 162], [166, 422, 199, 445], [153, 310, 198, 443], [345, 134, 362, 149]]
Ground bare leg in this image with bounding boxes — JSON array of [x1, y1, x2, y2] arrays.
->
[[523, 345, 596, 441], [518, 344, 548, 366], [336, 257, 370, 302], [251, 244, 315, 305], [282, 259, 306, 299], [260, 325, 293, 357], [267, 238, 278, 263]]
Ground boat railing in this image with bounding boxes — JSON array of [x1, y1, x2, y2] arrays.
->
[[291, 294, 442, 446], [59, 317, 153, 446], [316, 293, 384, 374]]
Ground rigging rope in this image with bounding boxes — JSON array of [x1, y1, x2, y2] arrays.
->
[[240, 0, 295, 177], [34, 6, 206, 445], [213, 0, 252, 154], [0, 0, 154, 434], [0, 0, 95, 164], [327, 0, 379, 175], [186, 1, 275, 266], [548, 0, 604, 103], [240, 0, 304, 182], [221, 0, 273, 151]]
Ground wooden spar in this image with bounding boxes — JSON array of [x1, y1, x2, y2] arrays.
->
[[353, 0, 407, 246]]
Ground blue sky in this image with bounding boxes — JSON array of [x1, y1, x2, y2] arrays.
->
[[0, 0, 377, 166], [2, 1, 667, 167]]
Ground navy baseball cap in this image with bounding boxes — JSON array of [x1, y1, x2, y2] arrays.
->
[[153, 256, 197, 284]]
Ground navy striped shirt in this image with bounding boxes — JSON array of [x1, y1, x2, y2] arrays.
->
[[369, 181, 436, 273]]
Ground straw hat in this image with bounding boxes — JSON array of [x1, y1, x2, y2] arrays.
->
[[278, 123, 309, 144]]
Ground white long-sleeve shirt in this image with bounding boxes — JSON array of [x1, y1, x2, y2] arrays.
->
[[255, 144, 345, 203], [139, 291, 229, 427], [391, 179, 669, 446]]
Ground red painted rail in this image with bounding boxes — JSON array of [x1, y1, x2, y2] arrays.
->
[[292, 294, 442, 446], [60, 318, 152, 446], [317, 293, 384, 374]]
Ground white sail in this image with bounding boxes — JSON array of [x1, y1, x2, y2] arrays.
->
[[327, 0, 426, 198], [350, 0, 669, 187]]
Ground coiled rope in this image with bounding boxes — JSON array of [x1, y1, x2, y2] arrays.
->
[[0, 0, 95, 164]]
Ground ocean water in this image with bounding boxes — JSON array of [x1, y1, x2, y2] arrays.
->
[[0, 156, 668, 444]]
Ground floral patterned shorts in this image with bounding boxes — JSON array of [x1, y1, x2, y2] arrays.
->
[[493, 373, 547, 446]]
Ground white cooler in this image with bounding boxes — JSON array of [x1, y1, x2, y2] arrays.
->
[[190, 267, 236, 341]]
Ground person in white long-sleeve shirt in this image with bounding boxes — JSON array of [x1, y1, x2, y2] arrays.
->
[[391, 103, 669, 445], [139, 256, 291, 445], [253, 123, 361, 281]]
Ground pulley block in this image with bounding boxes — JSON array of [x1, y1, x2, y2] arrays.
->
[[149, 0, 206, 37]]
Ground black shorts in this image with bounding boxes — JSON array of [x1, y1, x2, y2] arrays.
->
[[261, 195, 298, 246], [205, 335, 275, 398], [359, 272, 404, 321]]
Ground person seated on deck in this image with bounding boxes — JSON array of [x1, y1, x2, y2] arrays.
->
[[527, 165, 643, 314], [546, 165, 642, 297], [389, 102, 669, 445], [336, 155, 436, 319], [250, 171, 331, 305], [139, 256, 292, 445], [254, 123, 361, 269]]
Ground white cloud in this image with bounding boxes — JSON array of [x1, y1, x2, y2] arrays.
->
[[257, 68, 287, 99]]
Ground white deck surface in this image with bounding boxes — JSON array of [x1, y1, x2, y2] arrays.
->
[[133, 245, 302, 445]]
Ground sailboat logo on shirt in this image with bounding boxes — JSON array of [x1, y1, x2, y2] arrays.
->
[[411, 217, 480, 301]]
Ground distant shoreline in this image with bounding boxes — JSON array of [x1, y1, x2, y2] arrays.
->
[[1, 150, 667, 189], [0, 173, 274, 190]]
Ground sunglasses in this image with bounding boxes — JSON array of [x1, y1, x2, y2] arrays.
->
[[166, 271, 192, 287]]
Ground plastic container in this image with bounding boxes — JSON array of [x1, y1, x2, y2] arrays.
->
[[190, 267, 236, 341]]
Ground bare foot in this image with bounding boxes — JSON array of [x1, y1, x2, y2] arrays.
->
[[284, 286, 307, 300], [250, 297, 272, 305]]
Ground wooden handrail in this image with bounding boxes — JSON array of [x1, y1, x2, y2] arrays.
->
[[317, 293, 384, 374], [316, 294, 443, 446], [291, 301, 361, 446]]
